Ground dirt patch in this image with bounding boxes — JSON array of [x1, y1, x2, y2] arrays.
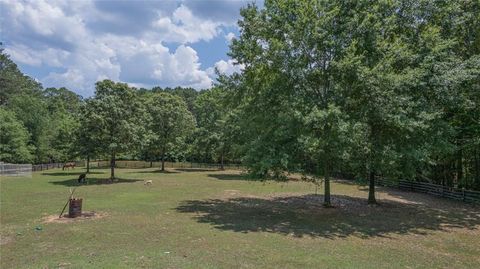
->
[[42, 211, 107, 224], [223, 189, 241, 196]]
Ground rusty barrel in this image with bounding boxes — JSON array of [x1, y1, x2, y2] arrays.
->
[[68, 198, 82, 218]]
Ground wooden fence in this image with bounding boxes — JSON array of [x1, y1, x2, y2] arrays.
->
[[375, 178, 480, 204]]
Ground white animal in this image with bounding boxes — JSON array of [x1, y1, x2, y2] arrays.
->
[[144, 180, 153, 185]]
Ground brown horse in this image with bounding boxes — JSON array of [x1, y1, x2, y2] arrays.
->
[[62, 162, 76, 170]]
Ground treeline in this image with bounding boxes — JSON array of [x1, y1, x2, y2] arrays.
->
[[0, 48, 238, 174], [1, 48, 82, 164]]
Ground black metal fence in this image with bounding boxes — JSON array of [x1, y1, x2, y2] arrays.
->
[[32, 163, 64, 172], [375, 178, 480, 204], [89, 160, 243, 170], [32, 161, 85, 172]]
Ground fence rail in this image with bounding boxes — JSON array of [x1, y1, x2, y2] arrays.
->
[[89, 160, 242, 170], [375, 178, 480, 204], [31, 161, 85, 172], [0, 163, 32, 177], [32, 163, 63, 172]]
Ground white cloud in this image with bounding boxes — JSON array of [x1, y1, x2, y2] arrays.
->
[[225, 32, 236, 42], [2, 0, 90, 47], [4, 45, 42, 66], [207, 59, 244, 77], [152, 5, 220, 43], [114, 39, 212, 89], [0, 0, 236, 96], [5, 43, 71, 67]]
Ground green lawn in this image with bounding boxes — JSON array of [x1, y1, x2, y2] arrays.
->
[[1, 167, 480, 268]]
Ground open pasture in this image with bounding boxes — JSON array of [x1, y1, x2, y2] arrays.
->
[[1, 168, 480, 268]]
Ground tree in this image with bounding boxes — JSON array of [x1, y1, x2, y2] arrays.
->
[[89, 80, 146, 180], [73, 100, 103, 173], [334, 0, 480, 202], [0, 108, 33, 163], [192, 87, 234, 168], [228, 0, 354, 206], [0, 45, 43, 106], [7, 93, 51, 163], [146, 92, 195, 171], [1, 47, 51, 163], [44, 87, 82, 162], [419, 1, 480, 190], [44, 87, 82, 115]]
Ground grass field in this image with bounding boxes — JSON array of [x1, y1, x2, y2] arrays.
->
[[1, 167, 480, 268]]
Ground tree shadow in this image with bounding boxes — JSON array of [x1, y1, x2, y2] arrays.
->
[[49, 177, 142, 187], [42, 171, 105, 176], [130, 169, 180, 174], [208, 173, 252, 181], [175, 168, 219, 172], [175, 194, 480, 239]]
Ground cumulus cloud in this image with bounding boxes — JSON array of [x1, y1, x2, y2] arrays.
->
[[152, 5, 220, 43], [207, 59, 244, 77], [5, 45, 70, 67], [225, 32, 236, 43], [0, 0, 244, 96], [116, 41, 212, 89]]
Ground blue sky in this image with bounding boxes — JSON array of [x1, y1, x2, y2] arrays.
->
[[0, 0, 258, 97]]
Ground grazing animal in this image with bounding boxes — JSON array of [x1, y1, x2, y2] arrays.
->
[[78, 173, 86, 184], [144, 180, 152, 185], [63, 162, 76, 170]]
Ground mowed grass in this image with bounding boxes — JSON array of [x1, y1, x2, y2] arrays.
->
[[1, 167, 480, 269]]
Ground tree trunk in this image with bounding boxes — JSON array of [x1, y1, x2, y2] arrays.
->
[[456, 147, 463, 187], [150, 161, 153, 168], [447, 160, 454, 187], [161, 146, 165, 171], [368, 170, 377, 204], [86, 155, 90, 173], [324, 177, 331, 207], [474, 148, 479, 188], [323, 162, 331, 207], [220, 150, 225, 170], [368, 122, 378, 204], [110, 151, 115, 180]]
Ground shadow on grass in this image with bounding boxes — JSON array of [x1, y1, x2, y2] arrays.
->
[[49, 177, 142, 187], [42, 171, 105, 176], [175, 168, 219, 172], [176, 194, 480, 239], [208, 173, 251, 181], [130, 169, 180, 174]]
